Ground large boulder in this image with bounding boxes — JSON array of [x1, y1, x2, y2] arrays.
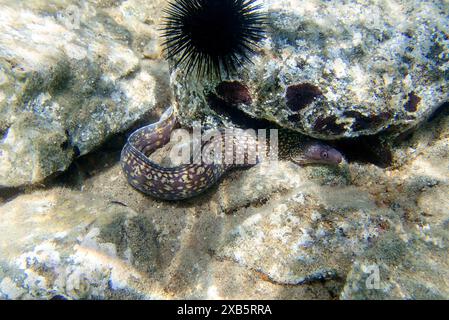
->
[[173, 0, 449, 139], [0, 0, 168, 188]]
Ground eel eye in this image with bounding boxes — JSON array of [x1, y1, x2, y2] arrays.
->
[[321, 151, 329, 159]]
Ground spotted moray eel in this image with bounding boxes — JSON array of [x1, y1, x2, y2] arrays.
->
[[121, 107, 343, 201]]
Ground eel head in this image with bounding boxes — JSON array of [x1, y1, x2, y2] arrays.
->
[[292, 142, 343, 165]]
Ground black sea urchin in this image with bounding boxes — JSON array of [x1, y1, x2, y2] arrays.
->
[[161, 0, 266, 78]]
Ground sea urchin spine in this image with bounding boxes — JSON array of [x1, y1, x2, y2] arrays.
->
[[161, 0, 266, 78]]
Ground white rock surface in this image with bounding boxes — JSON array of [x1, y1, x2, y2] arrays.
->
[[173, 0, 449, 139], [0, 0, 169, 187]]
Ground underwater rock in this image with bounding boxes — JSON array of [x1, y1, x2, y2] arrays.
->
[[0, 113, 73, 187], [215, 164, 402, 285], [172, 0, 449, 140], [1, 0, 448, 301], [341, 232, 449, 299], [1, 110, 448, 299], [0, 176, 342, 300], [339, 114, 449, 299], [0, 190, 164, 300], [0, 1, 168, 187]]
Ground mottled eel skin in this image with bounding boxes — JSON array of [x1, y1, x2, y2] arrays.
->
[[121, 107, 343, 201]]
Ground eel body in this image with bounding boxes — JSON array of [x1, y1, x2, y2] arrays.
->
[[121, 107, 343, 201]]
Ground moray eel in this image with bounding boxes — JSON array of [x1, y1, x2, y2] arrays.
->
[[121, 107, 343, 201]]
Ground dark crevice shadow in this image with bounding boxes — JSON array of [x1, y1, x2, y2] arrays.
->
[[0, 186, 24, 203], [426, 101, 449, 123], [209, 92, 394, 168], [53, 106, 169, 189], [330, 135, 392, 168], [1, 105, 169, 201], [209, 90, 449, 170]]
